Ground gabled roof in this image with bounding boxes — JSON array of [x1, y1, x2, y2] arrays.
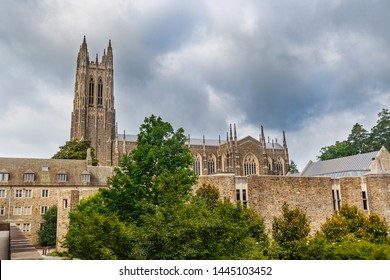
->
[[301, 151, 379, 178]]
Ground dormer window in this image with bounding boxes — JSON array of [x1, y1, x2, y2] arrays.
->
[[24, 170, 35, 182], [57, 171, 68, 182], [0, 169, 9, 182], [81, 170, 91, 184]]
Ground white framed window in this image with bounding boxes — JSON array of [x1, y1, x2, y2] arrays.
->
[[22, 223, 30, 232], [41, 189, 49, 198], [40, 206, 48, 215], [244, 154, 257, 176], [0, 206, 5, 216], [207, 154, 216, 175], [193, 154, 202, 176], [15, 189, 23, 198], [362, 191, 368, 211], [24, 189, 32, 198], [81, 174, 91, 184], [0, 189, 5, 198], [57, 173, 67, 182], [23, 206, 32, 215], [14, 206, 22, 215], [24, 172, 35, 182], [0, 172, 9, 182]]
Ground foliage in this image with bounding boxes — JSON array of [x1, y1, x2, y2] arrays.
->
[[287, 160, 299, 174], [63, 193, 135, 260], [102, 115, 196, 223], [38, 205, 57, 246], [318, 108, 390, 160], [64, 115, 269, 260], [195, 184, 220, 210], [52, 139, 98, 166], [270, 203, 310, 259], [319, 205, 389, 244]]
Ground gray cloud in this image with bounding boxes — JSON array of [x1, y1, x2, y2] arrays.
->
[[1, 0, 390, 169]]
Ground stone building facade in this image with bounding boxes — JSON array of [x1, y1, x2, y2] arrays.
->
[[2, 37, 390, 252], [70, 37, 290, 176], [0, 157, 112, 246]]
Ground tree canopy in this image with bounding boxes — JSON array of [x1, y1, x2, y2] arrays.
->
[[52, 139, 98, 165], [318, 108, 390, 160], [64, 115, 269, 259]]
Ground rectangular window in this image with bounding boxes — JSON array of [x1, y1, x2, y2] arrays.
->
[[41, 189, 49, 198], [336, 190, 341, 210], [24, 173, 35, 182], [362, 191, 368, 211], [0, 173, 9, 181], [23, 206, 32, 215], [14, 207, 22, 215], [57, 174, 67, 182], [40, 206, 48, 215], [22, 223, 30, 232], [0, 207, 5, 216], [63, 199, 68, 209], [24, 189, 32, 198], [15, 189, 23, 198], [236, 189, 241, 201], [81, 174, 90, 184], [0, 189, 5, 198], [242, 189, 247, 202]]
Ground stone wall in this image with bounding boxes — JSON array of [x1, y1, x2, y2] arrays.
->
[[366, 174, 390, 223], [196, 174, 236, 202], [247, 176, 334, 234], [339, 177, 364, 211]]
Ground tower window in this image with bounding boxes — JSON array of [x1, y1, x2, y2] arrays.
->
[[98, 79, 103, 107], [89, 78, 94, 106]]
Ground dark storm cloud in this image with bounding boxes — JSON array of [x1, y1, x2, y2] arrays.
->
[[1, 0, 390, 168]]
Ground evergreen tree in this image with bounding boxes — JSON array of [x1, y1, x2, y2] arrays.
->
[[38, 205, 57, 246]]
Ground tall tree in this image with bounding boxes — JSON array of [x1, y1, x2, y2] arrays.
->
[[52, 139, 98, 166], [38, 205, 57, 247], [370, 108, 390, 151], [102, 115, 196, 223], [347, 123, 370, 154]]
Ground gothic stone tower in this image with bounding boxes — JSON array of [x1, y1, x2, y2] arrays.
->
[[70, 36, 116, 166]]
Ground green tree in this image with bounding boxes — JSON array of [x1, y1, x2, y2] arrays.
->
[[287, 160, 299, 174], [38, 205, 57, 246], [102, 115, 196, 223], [347, 123, 370, 154], [270, 203, 310, 259], [370, 108, 390, 151], [319, 205, 389, 244], [318, 140, 351, 160], [52, 139, 98, 166], [195, 184, 220, 210]]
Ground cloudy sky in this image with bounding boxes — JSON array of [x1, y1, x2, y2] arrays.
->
[[1, 0, 389, 170]]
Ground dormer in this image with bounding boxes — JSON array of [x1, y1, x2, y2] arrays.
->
[[81, 170, 91, 184], [23, 169, 35, 182], [0, 169, 9, 182], [57, 170, 68, 182]]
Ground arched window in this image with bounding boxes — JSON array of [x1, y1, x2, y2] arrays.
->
[[88, 78, 94, 106], [276, 158, 284, 175], [244, 154, 257, 176], [267, 158, 273, 172], [207, 154, 216, 175], [98, 79, 103, 106], [193, 154, 202, 176]]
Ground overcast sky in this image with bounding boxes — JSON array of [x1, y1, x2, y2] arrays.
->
[[1, 0, 389, 170]]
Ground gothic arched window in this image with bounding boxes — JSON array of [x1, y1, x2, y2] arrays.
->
[[98, 79, 103, 107], [244, 154, 257, 176], [207, 154, 216, 175], [193, 154, 202, 176], [276, 158, 284, 175], [88, 78, 94, 106]]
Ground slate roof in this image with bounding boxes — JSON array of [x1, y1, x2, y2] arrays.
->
[[301, 151, 378, 178]]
